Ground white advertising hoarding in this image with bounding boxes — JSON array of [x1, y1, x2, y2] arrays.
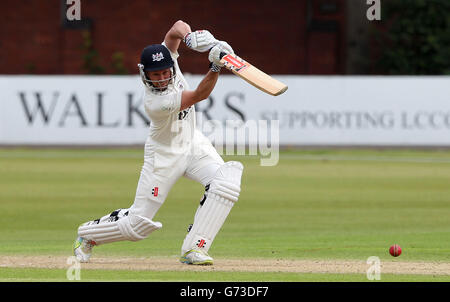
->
[[0, 75, 449, 146]]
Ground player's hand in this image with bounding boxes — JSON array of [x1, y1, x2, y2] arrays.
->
[[216, 41, 234, 55], [208, 45, 225, 67], [184, 30, 218, 52]]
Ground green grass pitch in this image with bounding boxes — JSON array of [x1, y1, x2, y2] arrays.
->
[[0, 147, 449, 282]]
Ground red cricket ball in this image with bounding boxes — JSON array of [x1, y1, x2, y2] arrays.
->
[[389, 244, 402, 257]]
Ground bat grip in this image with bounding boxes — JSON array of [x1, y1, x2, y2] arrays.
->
[[219, 52, 227, 59]]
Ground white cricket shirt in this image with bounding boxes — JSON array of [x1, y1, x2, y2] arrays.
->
[[143, 42, 196, 152]]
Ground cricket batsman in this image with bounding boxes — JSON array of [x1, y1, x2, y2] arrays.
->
[[73, 20, 243, 265]]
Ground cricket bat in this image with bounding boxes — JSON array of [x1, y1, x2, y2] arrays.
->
[[219, 52, 288, 96]]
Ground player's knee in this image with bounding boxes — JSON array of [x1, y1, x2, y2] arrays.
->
[[208, 161, 244, 203], [117, 214, 162, 241]]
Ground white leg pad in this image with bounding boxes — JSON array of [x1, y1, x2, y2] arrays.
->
[[78, 214, 162, 245], [118, 215, 162, 241], [182, 161, 243, 254]]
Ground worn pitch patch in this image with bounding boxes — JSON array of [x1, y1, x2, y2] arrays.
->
[[0, 255, 449, 275]]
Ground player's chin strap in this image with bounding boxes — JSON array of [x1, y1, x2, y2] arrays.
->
[[137, 63, 176, 90], [181, 161, 244, 254]]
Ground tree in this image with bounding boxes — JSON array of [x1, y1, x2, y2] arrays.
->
[[373, 0, 450, 75]]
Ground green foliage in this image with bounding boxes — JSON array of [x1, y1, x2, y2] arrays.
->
[[24, 62, 36, 74], [81, 31, 129, 75], [111, 52, 128, 74], [81, 31, 105, 74], [375, 0, 450, 75]]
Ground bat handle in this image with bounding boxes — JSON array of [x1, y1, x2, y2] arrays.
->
[[219, 52, 227, 59]]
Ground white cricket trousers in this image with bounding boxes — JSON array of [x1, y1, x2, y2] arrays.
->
[[128, 130, 224, 220]]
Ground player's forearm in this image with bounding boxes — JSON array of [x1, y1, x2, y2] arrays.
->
[[196, 70, 219, 100], [164, 20, 191, 53], [180, 71, 219, 110], [167, 20, 191, 41]]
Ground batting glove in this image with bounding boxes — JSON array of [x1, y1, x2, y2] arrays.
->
[[184, 30, 218, 53], [208, 45, 225, 68], [216, 40, 234, 55]]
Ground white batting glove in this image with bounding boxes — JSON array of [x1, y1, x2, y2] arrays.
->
[[184, 30, 218, 53], [208, 45, 225, 72], [216, 40, 234, 55]]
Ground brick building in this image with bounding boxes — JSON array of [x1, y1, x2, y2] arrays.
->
[[1, 0, 370, 75]]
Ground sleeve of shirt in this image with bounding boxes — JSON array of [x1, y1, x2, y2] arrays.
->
[[161, 41, 179, 61], [161, 41, 183, 84]]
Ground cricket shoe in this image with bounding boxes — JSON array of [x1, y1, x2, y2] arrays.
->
[[73, 236, 96, 263], [180, 249, 213, 265]]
